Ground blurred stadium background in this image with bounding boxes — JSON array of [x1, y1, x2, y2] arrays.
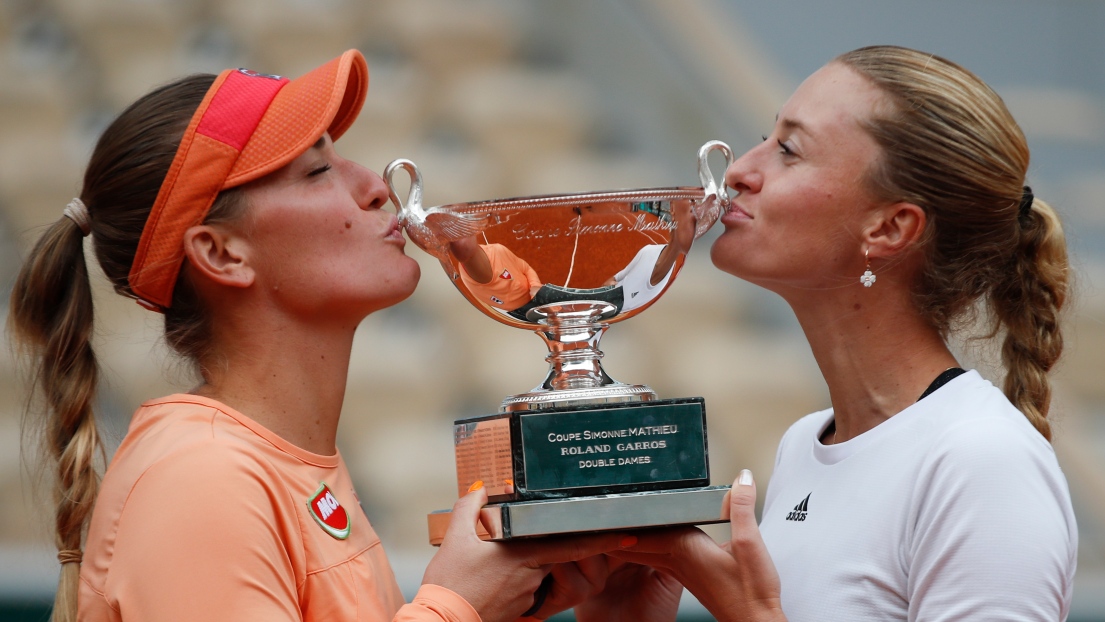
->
[[1, 0, 1102, 619]]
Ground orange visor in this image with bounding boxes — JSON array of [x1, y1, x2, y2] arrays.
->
[[127, 49, 369, 311]]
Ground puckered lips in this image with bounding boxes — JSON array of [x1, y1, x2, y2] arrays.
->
[[721, 202, 754, 224]]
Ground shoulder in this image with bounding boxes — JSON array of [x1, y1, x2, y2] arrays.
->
[[118, 436, 293, 539], [122, 397, 286, 493], [116, 396, 294, 518], [111, 436, 304, 569], [100, 446, 307, 621], [138, 437, 281, 487], [921, 372, 1058, 471], [482, 243, 515, 263], [628, 244, 665, 266], [910, 376, 1075, 540], [904, 381, 1077, 619], [915, 412, 1070, 524], [88, 398, 315, 617], [482, 243, 536, 270]]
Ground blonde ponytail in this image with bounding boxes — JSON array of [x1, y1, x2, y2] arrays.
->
[[992, 198, 1069, 440], [9, 214, 102, 622]]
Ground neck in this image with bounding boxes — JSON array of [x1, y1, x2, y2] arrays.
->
[[784, 282, 958, 444], [193, 311, 357, 455]]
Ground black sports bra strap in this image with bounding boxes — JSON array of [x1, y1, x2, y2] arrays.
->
[[918, 367, 967, 402]]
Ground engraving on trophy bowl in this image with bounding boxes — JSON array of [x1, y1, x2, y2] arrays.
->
[[385, 141, 734, 412]]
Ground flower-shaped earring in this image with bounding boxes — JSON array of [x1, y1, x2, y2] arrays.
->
[[861, 249, 876, 288]]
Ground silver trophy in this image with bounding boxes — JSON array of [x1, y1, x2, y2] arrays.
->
[[385, 141, 735, 543]]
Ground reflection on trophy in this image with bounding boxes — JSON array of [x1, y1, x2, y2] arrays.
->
[[385, 141, 735, 543]]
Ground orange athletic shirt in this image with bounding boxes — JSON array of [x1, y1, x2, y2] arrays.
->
[[78, 394, 480, 622], [459, 244, 542, 311]]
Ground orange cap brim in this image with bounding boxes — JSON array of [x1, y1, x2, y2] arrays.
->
[[128, 49, 369, 311]]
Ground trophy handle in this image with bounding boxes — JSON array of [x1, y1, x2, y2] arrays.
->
[[384, 158, 424, 223], [694, 140, 735, 239]]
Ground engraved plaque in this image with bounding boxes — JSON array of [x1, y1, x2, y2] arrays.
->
[[517, 399, 707, 493]]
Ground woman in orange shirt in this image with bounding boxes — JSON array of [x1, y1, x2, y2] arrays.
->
[[10, 50, 632, 622]]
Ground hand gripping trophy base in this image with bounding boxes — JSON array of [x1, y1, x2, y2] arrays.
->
[[385, 141, 737, 542]]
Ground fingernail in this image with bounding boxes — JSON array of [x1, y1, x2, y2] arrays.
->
[[620, 536, 637, 548], [468, 480, 484, 492], [738, 469, 753, 487]]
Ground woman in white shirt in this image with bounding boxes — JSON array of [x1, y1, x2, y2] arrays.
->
[[592, 44, 1077, 622]]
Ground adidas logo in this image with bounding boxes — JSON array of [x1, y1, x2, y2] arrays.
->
[[785, 493, 810, 522]]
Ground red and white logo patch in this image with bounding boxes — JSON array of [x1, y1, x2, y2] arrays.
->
[[307, 483, 351, 540], [499, 270, 512, 280]]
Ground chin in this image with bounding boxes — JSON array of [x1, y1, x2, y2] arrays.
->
[[379, 264, 421, 309], [390, 280, 419, 307], [709, 239, 741, 276], [709, 244, 774, 287], [399, 260, 421, 297]]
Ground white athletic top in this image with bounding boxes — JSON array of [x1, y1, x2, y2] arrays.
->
[[612, 244, 672, 312], [759, 370, 1077, 621]]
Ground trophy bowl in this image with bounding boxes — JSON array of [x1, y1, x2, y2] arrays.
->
[[385, 141, 735, 542]]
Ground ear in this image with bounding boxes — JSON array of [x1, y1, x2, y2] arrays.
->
[[182, 224, 254, 290], [861, 201, 927, 258]]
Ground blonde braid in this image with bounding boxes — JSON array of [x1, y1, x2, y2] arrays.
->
[[992, 197, 1069, 440], [10, 215, 102, 622]]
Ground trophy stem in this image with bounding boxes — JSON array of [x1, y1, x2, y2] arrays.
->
[[501, 302, 657, 412], [539, 302, 614, 390]]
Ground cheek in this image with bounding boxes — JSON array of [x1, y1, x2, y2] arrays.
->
[[285, 211, 361, 251], [764, 184, 849, 239], [251, 216, 355, 278]]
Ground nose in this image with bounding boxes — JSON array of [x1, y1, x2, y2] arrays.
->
[[724, 144, 764, 196], [354, 162, 389, 211]]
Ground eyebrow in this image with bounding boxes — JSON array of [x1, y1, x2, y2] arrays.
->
[[312, 135, 326, 150], [775, 114, 809, 134]]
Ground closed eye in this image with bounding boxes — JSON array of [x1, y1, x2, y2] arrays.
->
[[308, 164, 332, 177], [763, 134, 795, 156]]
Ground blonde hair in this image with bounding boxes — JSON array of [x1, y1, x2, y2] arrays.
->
[[8, 75, 244, 621], [837, 45, 1069, 440]]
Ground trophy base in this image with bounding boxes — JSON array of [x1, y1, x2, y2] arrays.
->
[[454, 397, 711, 502], [427, 485, 730, 545]]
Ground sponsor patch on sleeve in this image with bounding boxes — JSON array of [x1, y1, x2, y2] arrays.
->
[[307, 482, 351, 540]]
